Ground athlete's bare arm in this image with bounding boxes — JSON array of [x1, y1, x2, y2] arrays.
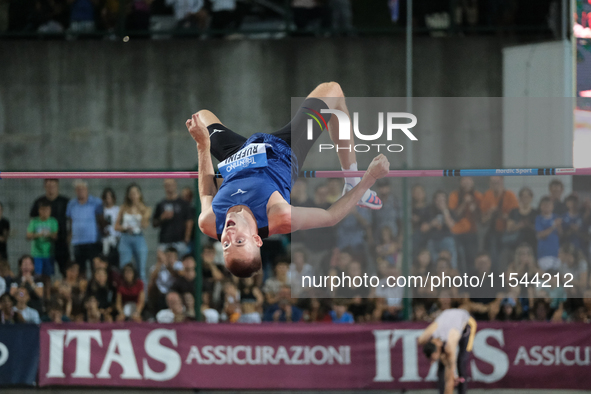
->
[[186, 111, 220, 239], [417, 321, 439, 346], [290, 155, 390, 231], [466, 317, 477, 351]]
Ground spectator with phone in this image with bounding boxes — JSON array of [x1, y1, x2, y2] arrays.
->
[[152, 179, 192, 261], [101, 187, 120, 268], [10, 255, 45, 315]]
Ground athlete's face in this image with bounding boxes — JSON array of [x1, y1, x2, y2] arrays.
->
[[221, 211, 263, 263], [430, 346, 442, 362]]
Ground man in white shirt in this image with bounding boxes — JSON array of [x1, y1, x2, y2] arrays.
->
[[156, 291, 189, 323], [289, 249, 314, 297], [14, 286, 41, 324]]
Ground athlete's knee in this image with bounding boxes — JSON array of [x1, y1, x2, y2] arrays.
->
[[319, 81, 344, 98], [196, 109, 221, 127], [196, 109, 214, 119]]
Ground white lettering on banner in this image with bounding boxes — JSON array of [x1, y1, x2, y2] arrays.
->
[[514, 345, 591, 366], [45, 328, 181, 381], [0, 342, 8, 367], [392, 330, 423, 382], [185, 345, 350, 366], [67, 330, 103, 378], [373, 329, 509, 384], [97, 330, 141, 379], [143, 329, 182, 381], [470, 329, 509, 383], [47, 330, 66, 378], [373, 329, 423, 382]]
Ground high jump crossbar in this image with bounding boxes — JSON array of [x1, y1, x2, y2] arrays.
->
[[1, 168, 591, 179]]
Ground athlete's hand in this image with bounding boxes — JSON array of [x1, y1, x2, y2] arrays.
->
[[186, 113, 210, 147], [366, 154, 390, 181]]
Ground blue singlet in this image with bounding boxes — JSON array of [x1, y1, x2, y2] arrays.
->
[[212, 133, 294, 240]]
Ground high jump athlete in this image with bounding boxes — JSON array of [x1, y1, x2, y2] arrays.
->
[[186, 82, 390, 277], [418, 308, 477, 394]]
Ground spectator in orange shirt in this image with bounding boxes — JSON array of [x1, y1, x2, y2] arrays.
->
[[480, 176, 519, 267], [448, 177, 482, 273]]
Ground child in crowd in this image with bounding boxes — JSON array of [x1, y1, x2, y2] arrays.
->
[[26, 198, 58, 295]]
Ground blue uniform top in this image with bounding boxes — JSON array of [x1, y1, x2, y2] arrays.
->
[[212, 133, 294, 240]]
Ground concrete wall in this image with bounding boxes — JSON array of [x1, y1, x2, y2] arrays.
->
[[0, 36, 506, 267], [0, 37, 503, 171], [502, 40, 574, 205]]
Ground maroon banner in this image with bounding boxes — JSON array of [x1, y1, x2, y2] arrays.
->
[[39, 322, 591, 389]]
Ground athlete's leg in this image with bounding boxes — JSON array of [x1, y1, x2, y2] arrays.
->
[[437, 360, 445, 394], [306, 82, 357, 169], [309, 82, 381, 209], [196, 109, 247, 162], [457, 326, 471, 394], [272, 82, 356, 170], [272, 82, 381, 209]]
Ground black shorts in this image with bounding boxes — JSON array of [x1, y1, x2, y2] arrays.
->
[[208, 97, 331, 168]]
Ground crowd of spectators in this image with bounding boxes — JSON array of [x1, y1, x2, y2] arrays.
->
[[2, 175, 591, 327], [282, 175, 591, 325], [0, 0, 559, 37]]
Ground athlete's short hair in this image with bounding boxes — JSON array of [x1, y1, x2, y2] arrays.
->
[[226, 254, 262, 278], [423, 340, 437, 359]]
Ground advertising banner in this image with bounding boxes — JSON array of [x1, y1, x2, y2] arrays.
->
[[0, 324, 39, 386], [39, 322, 591, 389]]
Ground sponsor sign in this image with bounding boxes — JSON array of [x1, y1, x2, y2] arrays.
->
[[0, 324, 39, 386], [38, 323, 591, 389]]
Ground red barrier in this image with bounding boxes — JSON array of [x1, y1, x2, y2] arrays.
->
[[38, 322, 591, 389]]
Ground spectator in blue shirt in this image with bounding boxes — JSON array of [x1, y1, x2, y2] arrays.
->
[[330, 301, 354, 323], [562, 194, 583, 250], [67, 180, 104, 277], [263, 285, 303, 322], [535, 196, 562, 272]]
